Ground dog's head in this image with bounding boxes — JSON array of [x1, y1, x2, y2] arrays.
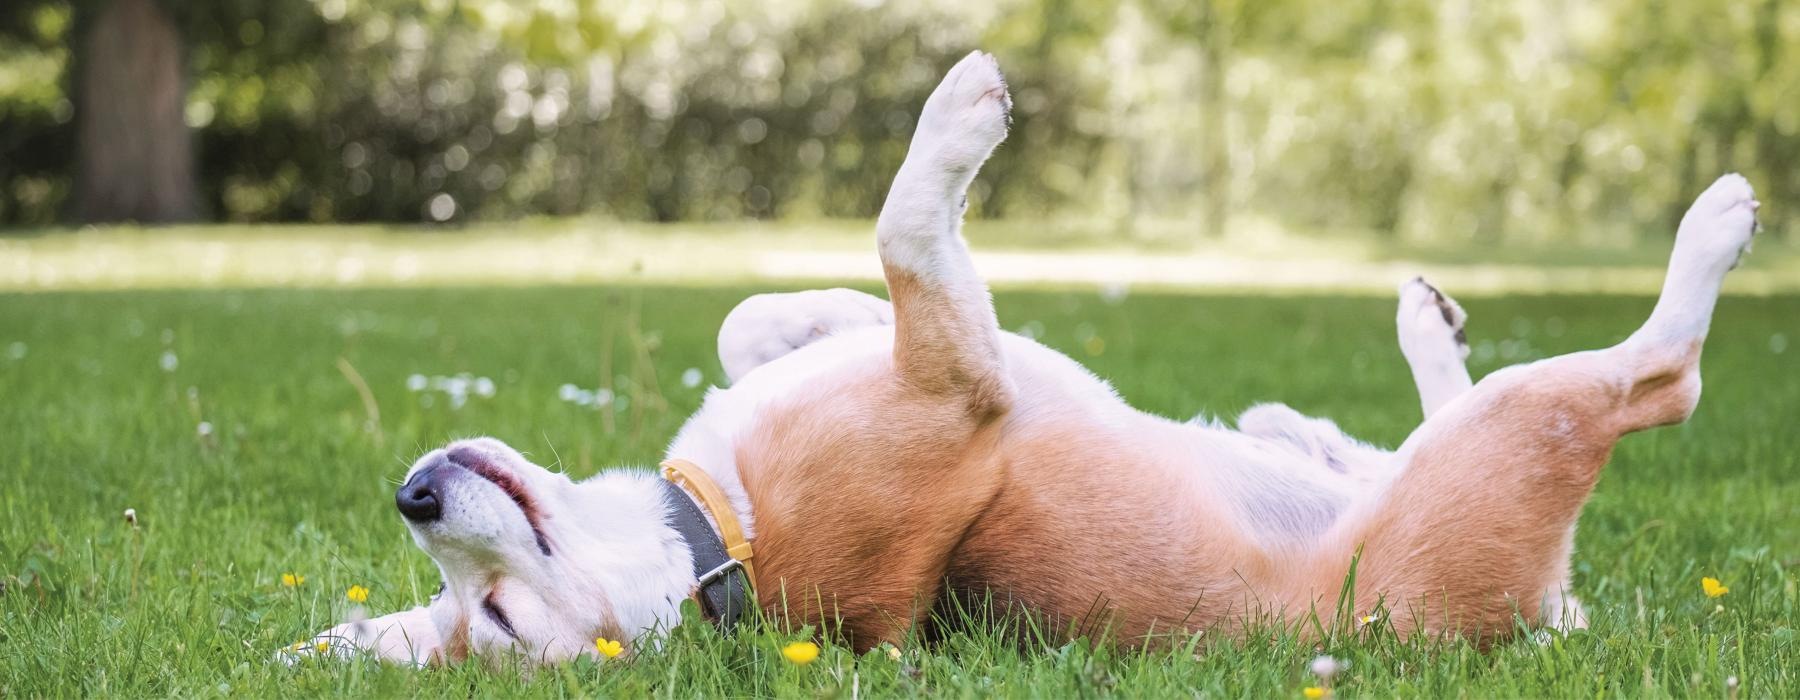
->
[[395, 437, 686, 662]]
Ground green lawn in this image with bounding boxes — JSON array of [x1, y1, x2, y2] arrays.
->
[[1, 284, 1796, 697]]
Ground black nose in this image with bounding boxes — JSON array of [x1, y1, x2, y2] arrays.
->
[[396, 464, 444, 522]]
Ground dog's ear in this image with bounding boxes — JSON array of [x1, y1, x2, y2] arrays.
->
[[277, 604, 445, 667]]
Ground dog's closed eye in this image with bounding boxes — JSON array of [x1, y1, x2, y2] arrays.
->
[[482, 591, 519, 639]]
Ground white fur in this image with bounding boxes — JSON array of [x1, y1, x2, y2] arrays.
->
[[1634, 173, 1759, 348], [717, 288, 893, 384], [1396, 277, 1474, 418]]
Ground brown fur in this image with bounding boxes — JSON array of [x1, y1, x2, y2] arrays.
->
[[732, 282, 1708, 652]]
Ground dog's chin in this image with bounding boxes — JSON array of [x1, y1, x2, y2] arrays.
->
[[407, 514, 541, 571]]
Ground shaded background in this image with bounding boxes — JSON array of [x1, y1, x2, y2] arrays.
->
[[0, 0, 1795, 245]]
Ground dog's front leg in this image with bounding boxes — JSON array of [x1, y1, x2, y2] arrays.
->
[[752, 51, 1014, 649], [716, 288, 893, 384], [876, 51, 1014, 415], [276, 605, 443, 666]]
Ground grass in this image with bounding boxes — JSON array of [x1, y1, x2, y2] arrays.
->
[[1, 282, 1797, 697]]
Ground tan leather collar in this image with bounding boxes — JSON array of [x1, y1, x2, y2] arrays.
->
[[660, 459, 758, 587]]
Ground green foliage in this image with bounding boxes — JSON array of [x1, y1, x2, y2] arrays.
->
[[1, 283, 1797, 695], [1, 0, 1797, 240]]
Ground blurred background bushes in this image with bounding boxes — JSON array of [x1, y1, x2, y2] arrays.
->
[[0, 0, 1794, 244]]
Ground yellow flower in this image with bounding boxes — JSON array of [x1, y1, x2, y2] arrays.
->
[[289, 641, 308, 652], [1702, 577, 1729, 598], [594, 637, 624, 658], [1303, 687, 1330, 699], [281, 572, 305, 587], [781, 641, 820, 665], [346, 584, 369, 603], [315, 641, 330, 653], [886, 645, 903, 661]]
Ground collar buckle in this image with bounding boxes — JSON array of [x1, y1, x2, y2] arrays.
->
[[696, 558, 744, 587]]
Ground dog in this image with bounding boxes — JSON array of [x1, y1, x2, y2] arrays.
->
[[285, 51, 1759, 665]]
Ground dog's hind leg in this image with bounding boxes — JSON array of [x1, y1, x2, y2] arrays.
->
[[1396, 277, 1474, 418], [876, 50, 1014, 415], [1305, 174, 1757, 640], [717, 288, 893, 384], [1394, 274, 1584, 623]]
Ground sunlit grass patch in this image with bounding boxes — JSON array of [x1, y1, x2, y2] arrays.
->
[[4, 222, 1799, 296]]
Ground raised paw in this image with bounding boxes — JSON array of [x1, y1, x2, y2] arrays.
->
[[1677, 173, 1760, 271], [1396, 276, 1469, 366], [718, 288, 895, 383], [907, 51, 1012, 177]]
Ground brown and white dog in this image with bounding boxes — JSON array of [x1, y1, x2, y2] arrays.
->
[[286, 52, 1760, 665]]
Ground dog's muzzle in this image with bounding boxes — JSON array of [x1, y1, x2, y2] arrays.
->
[[396, 463, 445, 522]]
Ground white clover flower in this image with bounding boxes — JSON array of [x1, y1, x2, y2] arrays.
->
[[197, 421, 214, 437], [680, 368, 703, 389], [473, 377, 496, 397], [159, 351, 179, 372], [1310, 655, 1344, 681], [406, 374, 428, 391]]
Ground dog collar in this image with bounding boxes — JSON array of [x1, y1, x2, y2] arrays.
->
[[660, 459, 756, 628]]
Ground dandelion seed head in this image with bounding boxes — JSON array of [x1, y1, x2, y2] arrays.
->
[[160, 351, 179, 372]]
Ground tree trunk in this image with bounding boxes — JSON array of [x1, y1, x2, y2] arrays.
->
[[75, 0, 195, 223], [1197, 1, 1227, 238]]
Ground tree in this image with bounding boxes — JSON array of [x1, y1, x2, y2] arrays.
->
[[73, 0, 195, 222]]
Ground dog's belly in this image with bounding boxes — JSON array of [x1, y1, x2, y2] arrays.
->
[[940, 400, 1322, 642]]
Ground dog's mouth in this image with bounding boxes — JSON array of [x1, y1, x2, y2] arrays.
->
[[438, 447, 553, 556]]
